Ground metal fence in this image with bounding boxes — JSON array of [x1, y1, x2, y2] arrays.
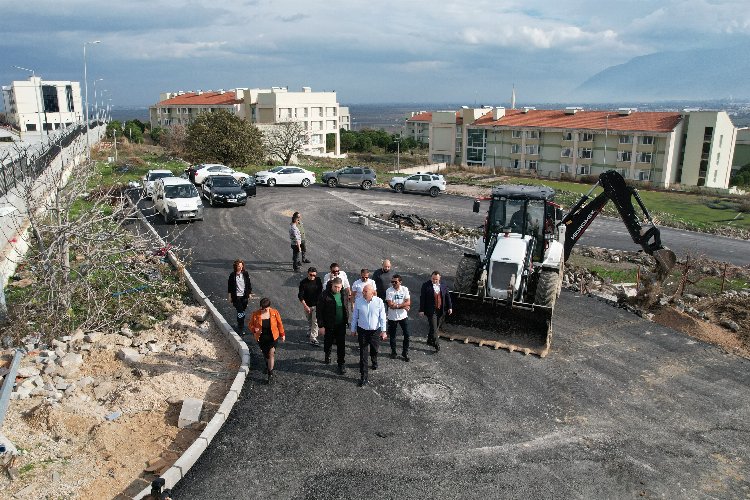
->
[[0, 122, 101, 198]]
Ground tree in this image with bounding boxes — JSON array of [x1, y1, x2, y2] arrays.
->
[[340, 129, 357, 152], [263, 121, 308, 165], [150, 126, 166, 145], [163, 124, 187, 156], [106, 120, 122, 139], [123, 120, 144, 144], [185, 110, 263, 167]]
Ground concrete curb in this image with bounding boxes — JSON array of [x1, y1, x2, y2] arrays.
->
[[132, 205, 249, 499]]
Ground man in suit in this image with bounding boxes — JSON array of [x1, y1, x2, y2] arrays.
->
[[419, 271, 452, 352]]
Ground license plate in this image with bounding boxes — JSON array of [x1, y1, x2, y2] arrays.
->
[[186, 212, 196, 217], [228, 199, 236, 203]]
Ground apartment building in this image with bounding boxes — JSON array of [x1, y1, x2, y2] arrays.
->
[[416, 106, 737, 189], [405, 111, 432, 144], [1, 76, 82, 140], [731, 128, 749, 172], [150, 86, 349, 156], [149, 89, 244, 128]]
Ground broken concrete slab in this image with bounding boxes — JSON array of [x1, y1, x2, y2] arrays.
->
[[16, 366, 40, 378], [57, 353, 83, 369], [178, 398, 203, 429], [116, 348, 142, 364]]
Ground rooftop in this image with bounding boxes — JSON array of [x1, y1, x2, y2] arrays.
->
[[156, 91, 241, 106], [474, 109, 683, 133]]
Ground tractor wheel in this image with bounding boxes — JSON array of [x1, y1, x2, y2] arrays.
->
[[453, 255, 481, 294], [534, 270, 560, 309]]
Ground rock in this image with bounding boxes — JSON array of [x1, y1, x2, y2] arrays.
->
[[57, 366, 80, 380], [193, 309, 210, 323], [77, 376, 95, 387], [71, 329, 85, 343], [147, 343, 162, 353], [84, 332, 102, 343], [116, 348, 142, 364], [721, 319, 740, 332], [55, 380, 70, 391], [683, 293, 698, 302], [17, 366, 41, 378], [43, 364, 58, 376], [178, 398, 203, 429], [14, 385, 32, 399], [57, 353, 83, 369], [120, 326, 134, 338], [93, 381, 115, 400]]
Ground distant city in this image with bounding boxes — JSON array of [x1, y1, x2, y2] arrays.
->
[[111, 99, 750, 131]]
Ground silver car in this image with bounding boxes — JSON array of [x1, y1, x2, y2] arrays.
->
[[142, 169, 174, 199], [389, 172, 447, 197]]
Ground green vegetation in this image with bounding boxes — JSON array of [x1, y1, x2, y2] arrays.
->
[[731, 164, 750, 187], [185, 109, 263, 167]]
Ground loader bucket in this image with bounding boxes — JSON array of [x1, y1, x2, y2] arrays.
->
[[652, 247, 677, 280], [443, 292, 553, 357]]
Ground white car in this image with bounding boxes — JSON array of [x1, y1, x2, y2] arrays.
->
[[389, 172, 447, 197], [142, 169, 174, 199], [153, 177, 204, 223], [191, 164, 251, 185], [254, 166, 316, 187]]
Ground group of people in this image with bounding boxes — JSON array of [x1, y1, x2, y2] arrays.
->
[[225, 212, 453, 386]]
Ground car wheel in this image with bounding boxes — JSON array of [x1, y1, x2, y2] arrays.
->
[[429, 186, 440, 197], [209, 194, 215, 206], [301, 178, 311, 188], [393, 183, 404, 193], [267, 178, 276, 187], [361, 180, 372, 190], [162, 210, 172, 224], [327, 178, 338, 188]]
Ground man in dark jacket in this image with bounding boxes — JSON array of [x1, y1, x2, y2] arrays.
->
[[317, 277, 350, 374], [372, 259, 392, 302], [418, 271, 452, 352], [299, 266, 323, 345], [227, 259, 252, 335]]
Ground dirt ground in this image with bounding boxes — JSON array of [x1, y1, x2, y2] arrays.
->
[[0, 303, 238, 499]]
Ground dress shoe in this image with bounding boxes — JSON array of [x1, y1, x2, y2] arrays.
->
[[324, 355, 331, 364], [302, 259, 311, 263], [426, 338, 435, 347], [358, 379, 368, 387], [338, 365, 346, 375], [390, 351, 397, 359], [402, 353, 410, 362], [434, 342, 440, 352], [371, 364, 378, 370]]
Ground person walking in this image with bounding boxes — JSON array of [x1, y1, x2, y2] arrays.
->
[[386, 274, 411, 361], [227, 259, 252, 336], [419, 271, 452, 352], [298, 266, 323, 346], [317, 277, 350, 375], [322, 262, 351, 293], [290, 213, 302, 272], [372, 259, 393, 303], [350, 284, 387, 387], [249, 297, 286, 383], [351, 268, 376, 303], [293, 211, 311, 263]]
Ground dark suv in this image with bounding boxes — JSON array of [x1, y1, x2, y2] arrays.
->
[[321, 166, 377, 190], [201, 175, 248, 206]]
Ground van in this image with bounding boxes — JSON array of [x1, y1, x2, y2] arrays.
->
[[153, 177, 204, 223]]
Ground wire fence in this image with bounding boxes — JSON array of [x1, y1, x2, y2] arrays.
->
[[0, 121, 101, 198]]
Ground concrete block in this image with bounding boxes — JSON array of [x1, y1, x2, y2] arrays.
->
[[172, 437, 208, 474], [201, 415, 225, 445], [177, 398, 203, 429], [17, 366, 40, 378], [217, 390, 239, 418], [57, 353, 83, 369], [116, 348, 142, 364]]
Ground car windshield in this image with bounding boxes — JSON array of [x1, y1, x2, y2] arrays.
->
[[268, 167, 284, 173], [148, 172, 173, 181], [165, 185, 199, 198], [212, 176, 239, 187]]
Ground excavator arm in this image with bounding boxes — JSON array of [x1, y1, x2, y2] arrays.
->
[[560, 170, 676, 277]]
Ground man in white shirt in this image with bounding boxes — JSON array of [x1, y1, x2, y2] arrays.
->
[[385, 274, 411, 362], [322, 262, 350, 292], [350, 284, 387, 387], [350, 268, 376, 303]]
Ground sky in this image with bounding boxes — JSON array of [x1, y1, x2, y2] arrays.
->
[[2, 0, 749, 107]]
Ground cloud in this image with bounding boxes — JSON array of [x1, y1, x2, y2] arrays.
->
[[277, 13, 309, 23]]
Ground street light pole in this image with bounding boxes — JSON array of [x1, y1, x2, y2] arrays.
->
[[394, 134, 401, 173], [12, 66, 44, 141], [93, 78, 103, 122], [83, 40, 101, 160]]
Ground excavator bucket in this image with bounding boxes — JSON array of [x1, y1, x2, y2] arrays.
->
[[652, 247, 677, 279], [442, 292, 553, 357]]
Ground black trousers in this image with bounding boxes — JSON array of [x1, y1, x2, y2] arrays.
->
[[300, 240, 307, 261], [324, 323, 347, 365], [427, 310, 444, 346], [232, 297, 249, 335], [388, 318, 410, 355], [291, 244, 301, 270], [357, 327, 380, 381]]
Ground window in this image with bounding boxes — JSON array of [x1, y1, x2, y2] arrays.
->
[[704, 126, 713, 141], [26, 123, 37, 131], [42, 85, 59, 113], [637, 170, 651, 181], [561, 148, 573, 158], [65, 85, 74, 112], [526, 160, 538, 170], [619, 135, 633, 144], [578, 148, 593, 159], [511, 130, 522, 139], [637, 152, 652, 163], [511, 144, 522, 154], [577, 165, 590, 175], [525, 145, 539, 155], [562, 131, 573, 141], [641, 135, 654, 145], [560, 164, 572, 173], [581, 132, 594, 142], [617, 151, 632, 162], [512, 159, 521, 169], [719, 135, 724, 147], [526, 130, 539, 139]]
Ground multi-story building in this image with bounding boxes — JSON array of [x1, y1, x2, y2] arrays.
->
[[731, 128, 750, 173], [1, 76, 82, 140], [150, 86, 349, 156], [405, 111, 432, 144], [149, 89, 244, 128], [417, 106, 737, 189]]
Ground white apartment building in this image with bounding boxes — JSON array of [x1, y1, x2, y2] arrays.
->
[[150, 86, 349, 157], [405, 111, 432, 144], [414, 106, 737, 189], [1, 76, 83, 141]]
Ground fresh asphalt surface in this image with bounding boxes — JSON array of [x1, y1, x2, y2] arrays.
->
[[140, 185, 750, 499]]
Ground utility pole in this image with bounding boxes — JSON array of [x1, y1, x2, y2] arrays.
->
[[394, 134, 401, 173], [113, 129, 118, 161]]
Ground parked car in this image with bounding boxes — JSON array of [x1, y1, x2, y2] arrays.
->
[[201, 174, 248, 206], [153, 177, 203, 223], [186, 163, 251, 185], [142, 169, 174, 199], [254, 166, 316, 187], [389, 172, 447, 197], [239, 175, 257, 197], [321, 166, 377, 190]]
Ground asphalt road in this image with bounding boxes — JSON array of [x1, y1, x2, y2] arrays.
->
[[142, 185, 750, 499]]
